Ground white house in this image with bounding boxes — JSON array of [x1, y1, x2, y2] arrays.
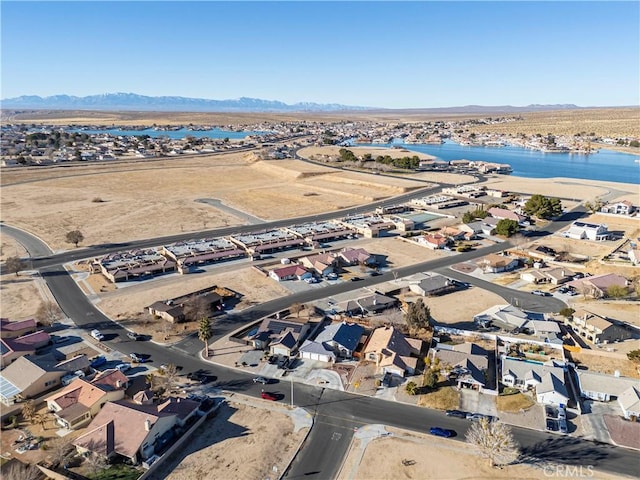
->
[[564, 221, 610, 241], [575, 370, 640, 402], [601, 201, 635, 216], [269, 265, 312, 282], [501, 356, 569, 405], [618, 386, 640, 420]]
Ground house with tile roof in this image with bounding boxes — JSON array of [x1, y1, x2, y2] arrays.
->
[[415, 233, 452, 250], [0, 354, 90, 406], [0, 318, 37, 339], [477, 253, 520, 273], [363, 326, 423, 377], [269, 264, 312, 282], [1, 330, 51, 368], [339, 247, 375, 266], [487, 207, 527, 224], [564, 310, 632, 345], [567, 273, 630, 299], [299, 252, 338, 277], [73, 400, 177, 463], [46, 369, 129, 429]]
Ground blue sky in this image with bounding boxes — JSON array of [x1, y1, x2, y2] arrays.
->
[[1, 1, 638, 108]]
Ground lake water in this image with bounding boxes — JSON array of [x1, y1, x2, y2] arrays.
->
[[69, 127, 268, 140], [354, 140, 640, 185]]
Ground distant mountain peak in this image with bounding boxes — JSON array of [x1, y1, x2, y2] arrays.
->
[[0, 92, 370, 112]]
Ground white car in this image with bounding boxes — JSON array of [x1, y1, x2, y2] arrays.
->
[[115, 363, 131, 372], [90, 329, 104, 341]]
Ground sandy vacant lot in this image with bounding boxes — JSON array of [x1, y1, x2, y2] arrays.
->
[[299, 145, 436, 161], [337, 426, 629, 480], [1, 154, 425, 250], [158, 401, 307, 480]]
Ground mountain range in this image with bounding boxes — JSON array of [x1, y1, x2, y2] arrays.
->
[[0, 92, 583, 113]]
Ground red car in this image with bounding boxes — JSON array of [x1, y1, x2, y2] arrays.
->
[[261, 391, 277, 401]]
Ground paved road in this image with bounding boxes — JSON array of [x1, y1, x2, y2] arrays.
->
[[9, 202, 634, 479]]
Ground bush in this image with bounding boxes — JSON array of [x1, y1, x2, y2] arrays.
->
[[627, 350, 640, 363], [92, 197, 105, 203], [501, 387, 520, 396]]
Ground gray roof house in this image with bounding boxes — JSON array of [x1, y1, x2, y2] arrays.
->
[[474, 304, 544, 330], [409, 275, 456, 297], [575, 371, 640, 402], [501, 356, 568, 405], [430, 342, 489, 390], [313, 321, 364, 358], [618, 386, 640, 420], [298, 340, 336, 363]]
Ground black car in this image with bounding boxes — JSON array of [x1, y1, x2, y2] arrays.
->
[[445, 409, 467, 419]]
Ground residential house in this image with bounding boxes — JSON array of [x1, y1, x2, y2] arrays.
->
[[147, 290, 224, 323], [339, 247, 375, 266], [543, 268, 576, 285], [73, 397, 199, 464], [487, 207, 527, 224], [344, 293, 397, 316], [474, 304, 534, 330], [575, 370, 639, 402], [520, 269, 549, 284], [567, 273, 630, 298], [526, 320, 562, 344], [299, 252, 338, 277], [430, 342, 489, 390], [46, 369, 129, 430], [458, 221, 485, 237], [146, 301, 185, 323], [477, 253, 520, 273], [0, 318, 37, 339], [298, 340, 336, 363], [250, 317, 314, 355], [363, 326, 423, 377], [1, 331, 51, 368], [438, 226, 466, 241], [564, 221, 609, 241], [409, 275, 456, 297], [416, 233, 452, 250], [0, 354, 90, 405], [501, 356, 569, 405], [53, 340, 98, 361], [618, 386, 640, 420], [269, 264, 312, 282], [600, 201, 636, 216], [311, 321, 364, 359], [565, 310, 632, 345]]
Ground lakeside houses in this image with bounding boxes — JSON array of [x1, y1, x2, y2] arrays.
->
[[95, 249, 176, 283], [162, 238, 246, 272], [600, 200, 636, 216], [566, 273, 630, 298], [442, 185, 486, 198], [564, 310, 632, 345], [411, 194, 468, 210], [487, 206, 528, 224], [501, 356, 569, 405], [563, 221, 610, 241]]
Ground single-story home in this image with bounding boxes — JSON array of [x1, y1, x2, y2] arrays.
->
[[567, 273, 629, 299], [339, 247, 375, 266], [269, 265, 312, 282], [430, 342, 489, 390], [312, 321, 364, 359], [0, 318, 37, 339], [618, 386, 640, 420], [363, 326, 422, 377], [477, 253, 520, 273], [501, 356, 568, 405], [575, 370, 639, 402], [409, 275, 456, 297], [1, 331, 51, 368]]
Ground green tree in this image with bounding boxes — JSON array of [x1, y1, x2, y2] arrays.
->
[[495, 219, 520, 237], [523, 194, 563, 219], [65, 230, 84, 247], [405, 298, 431, 329], [606, 284, 628, 299], [462, 208, 487, 224], [405, 381, 418, 395], [4, 256, 26, 276], [423, 369, 438, 390], [198, 316, 212, 357], [558, 307, 575, 319]]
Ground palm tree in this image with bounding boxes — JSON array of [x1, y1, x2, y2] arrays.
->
[[21, 400, 36, 424], [198, 316, 212, 357]]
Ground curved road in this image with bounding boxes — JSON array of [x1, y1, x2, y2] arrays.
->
[[6, 203, 636, 479]]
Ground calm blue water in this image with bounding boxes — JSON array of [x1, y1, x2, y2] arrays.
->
[[69, 127, 268, 139], [354, 140, 640, 184]]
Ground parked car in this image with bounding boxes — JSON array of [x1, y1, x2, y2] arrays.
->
[[253, 376, 269, 384], [327, 273, 338, 280], [350, 276, 363, 282], [115, 363, 131, 372], [544, 405, 558, 418], [127, 331, 141, 341], [370, 271, 381, 276], [546, 419, 558, 432], [466, 413, 496, 422], [558, 419, 568, 434], [531, 290, 550, 296], [90, 355, 107, 368], [260, 391, 277, 401], [445, 409, 467, 419], [304, 277, 318, 284], [129, 353, 148, 363], [90, 329, 104, 341], [429, 427, 454, 438]]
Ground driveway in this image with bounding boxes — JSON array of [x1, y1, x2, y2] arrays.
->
[[459, 388, 498, 417], [579, 401, 615, 444]]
